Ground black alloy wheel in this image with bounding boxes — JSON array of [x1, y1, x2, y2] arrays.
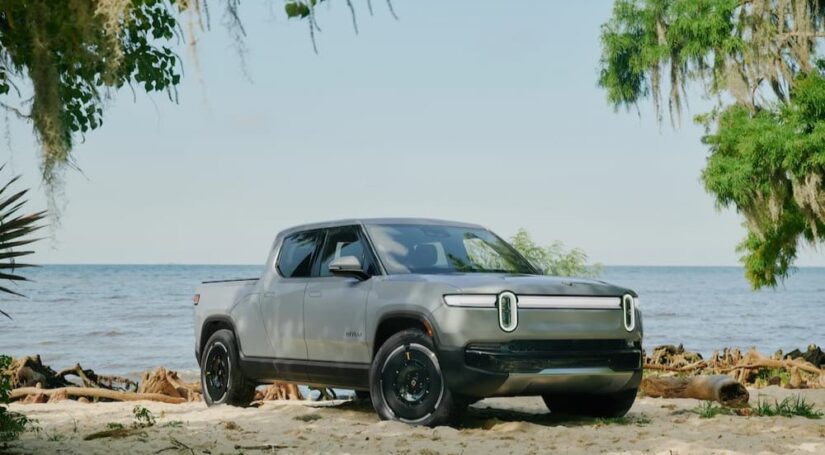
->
[[200, 329, 256, 407], [204, 342, 230, 402], [369, 329, 458, 426]]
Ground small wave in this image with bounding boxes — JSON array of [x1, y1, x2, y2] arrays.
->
[[86, 330, 127, 337]]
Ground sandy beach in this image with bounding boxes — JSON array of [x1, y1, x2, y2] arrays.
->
[[3, 386, 823, 454]]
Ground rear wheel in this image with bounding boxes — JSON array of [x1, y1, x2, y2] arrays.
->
[[200, 329, 256, 407], [542, 389, 637, 418], [369, 329, 456, 426]]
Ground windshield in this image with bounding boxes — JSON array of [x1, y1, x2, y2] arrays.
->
[[366, 224, 538, 275]]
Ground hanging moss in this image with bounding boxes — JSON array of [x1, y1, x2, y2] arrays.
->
[[0, 0, 181, 198], [599, 0, 825, 288], [0, 0, 388, 211]]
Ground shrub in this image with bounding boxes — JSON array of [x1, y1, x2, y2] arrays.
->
[[1, 355, 29, 442]]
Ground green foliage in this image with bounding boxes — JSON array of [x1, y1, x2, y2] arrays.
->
[[754, 395, 823, 419], [595, 413, 651, 426], [1, 355, 29, 442], [599, 0, 825, 287], [293, 413, 322, 422], [106, 422, 125, 430], [0, 165, 46, 317], [1, 1, 392, 199], [694, 400, 732, 418], [701, 71, 825, 287], [510, 228, 602, 278], [754, 368, 791, 387], [132, 405, 156, 427], [0, 0, 180, 191], [285, 0, 324, 19]]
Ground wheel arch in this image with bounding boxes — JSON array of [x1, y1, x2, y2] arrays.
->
[[198, 316, 239, 365], [371, 311, 439, 359]]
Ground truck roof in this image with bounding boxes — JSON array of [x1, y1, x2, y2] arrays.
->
[[278, 217, 485, 237]]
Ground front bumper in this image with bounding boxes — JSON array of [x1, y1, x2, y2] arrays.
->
[[439, 339, 643, 397]]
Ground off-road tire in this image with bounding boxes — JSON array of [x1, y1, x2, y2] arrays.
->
[[200, 329, 256, 407], [369, 329, 456, 426], [541, 388, 638, 418]]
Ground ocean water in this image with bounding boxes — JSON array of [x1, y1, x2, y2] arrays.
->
[[0, 265, 822, 376]]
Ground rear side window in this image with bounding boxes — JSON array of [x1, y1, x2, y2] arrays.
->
[[277, 231, 320, 278]]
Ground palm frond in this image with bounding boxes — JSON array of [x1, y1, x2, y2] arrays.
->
[[0, 285, 24, 298], [0, 273, 28, 283], [0, 188, 27, 214], [0, 263, 36, 270], [0, 238, 45, 250], [0, 165, 45, 317], [0, 250, 35, 261]]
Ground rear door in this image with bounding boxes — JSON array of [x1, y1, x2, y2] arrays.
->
[[260, 230, 321, 368], [303, 225, 378, 374]]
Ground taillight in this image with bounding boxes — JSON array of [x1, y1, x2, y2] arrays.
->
[[193, 294, 200, 305]]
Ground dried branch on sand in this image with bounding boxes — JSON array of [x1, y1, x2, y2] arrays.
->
[[4, 356, 199, 404], [10, 386, 186, 404], [9, 355, 137, 391], [644, 344, 825, 390], [3, 355, 314, 405], [254, 382, 303, 402], [641, 375, 749, 406]]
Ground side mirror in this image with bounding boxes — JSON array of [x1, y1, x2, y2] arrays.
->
[[328, 256, 370, 281]]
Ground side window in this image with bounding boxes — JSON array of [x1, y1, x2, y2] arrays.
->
[[277, 231, 320, 278], [318, 226, 378, 277]]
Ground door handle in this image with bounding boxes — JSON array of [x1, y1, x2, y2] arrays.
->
[[308, 290, 322, 298]]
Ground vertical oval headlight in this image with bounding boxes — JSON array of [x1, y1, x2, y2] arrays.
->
[[622, 294, 636, 332], [497, 291, 518, 332]]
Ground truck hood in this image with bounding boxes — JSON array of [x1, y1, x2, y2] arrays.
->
[[388, 273, 634, 297]]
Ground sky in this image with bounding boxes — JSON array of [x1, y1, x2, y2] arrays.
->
[[4, 0, 824, 267]]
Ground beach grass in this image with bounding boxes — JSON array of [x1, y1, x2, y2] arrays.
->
[[695, 401, 733, 419], [694, 394, 823, 419], [594, 414, 652, 426], [754, 395, 823, 419]]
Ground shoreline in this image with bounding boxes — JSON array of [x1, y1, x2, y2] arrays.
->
[[5, 386, 824, 454]]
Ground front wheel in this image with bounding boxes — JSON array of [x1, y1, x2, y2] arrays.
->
[[542, 389, 637, 418], [200, 329, 256, 407], [369, 329, 456, 426]]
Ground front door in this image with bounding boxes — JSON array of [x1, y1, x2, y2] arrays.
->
[[304, 225, 377, 371]]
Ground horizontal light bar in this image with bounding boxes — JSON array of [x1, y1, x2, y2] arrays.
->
[[443, 294, 624, 309], [517, 296, 621, 309], [443, 294, 496, 307]]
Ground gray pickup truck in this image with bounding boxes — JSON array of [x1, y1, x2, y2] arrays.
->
[[193, 218, 642, 426]]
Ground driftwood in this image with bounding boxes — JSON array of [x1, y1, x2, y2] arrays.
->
[[254, 382, 303, 401], [138, 368, 201, 402], [83, 427, 148, 441], [644, 345, 825, 389], [641, 375, 750, 406], [10, 386, 186, 404], [8, 355, 137, 392], [5, 355, 201, 404]]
